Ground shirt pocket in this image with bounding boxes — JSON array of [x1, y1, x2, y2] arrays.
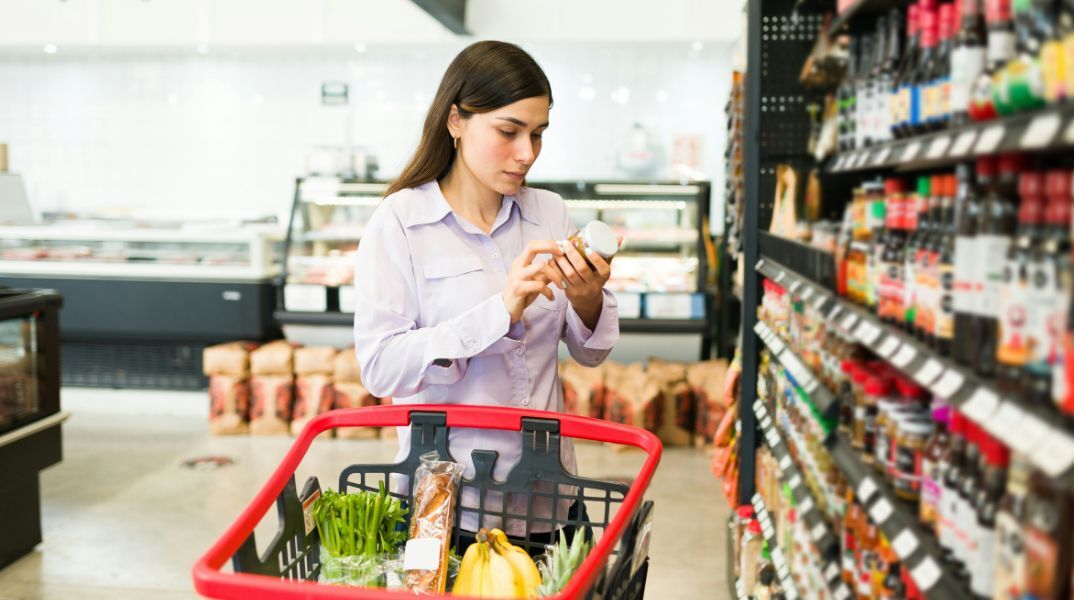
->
[[419, 256, 490, 322], [422, 256, 484, 280]]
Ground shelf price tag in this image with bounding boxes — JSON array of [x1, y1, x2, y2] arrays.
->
[[900, 141, 923, 162], [926, 135, 951, 159], [975, 124, 1006, 154], [800, 286, 815, 301], [930, 369, 966, 400], [1064, 118, 1074, 144], [913, 359, 944, 387], [1030, 430, 1074, 478], [869, 497, 894, 524], [812, 293, 829, 311], [962, 387, 1000, 423], [872, 146, 892, 166], [779, 454, 793, 472], [761, 416, 773, 429], [892, 529, 920, 560], [825, 562, 841, 582], [891, 344, 918, 368], [950, 130, 978, 156], [835, 585, 852, 600], [775, 270, 786, 283], [984, 401, 1024, 440], [789, 280, 802, 293], [754, 322, 768, 336], [828, 303, 844, 321], [1020, 113, 1062, 149], [854, 321, 882, 346], [877, 336, 902, 358], [842, 312, 860, 331], [756, 258, 766, 271], [857, 477, 879, 504], [1008, 413, 1051, 455], [910, 557, 943, 591], [798, 497, 815, 515], [811, 522, 828, 542]]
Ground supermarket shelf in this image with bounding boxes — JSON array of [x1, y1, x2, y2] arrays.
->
[[746, 491, 802, 600], [755, 256, 1074, 490], [758, 232, 836, 291], [827, 104, 1074, 175], [754, 321, 839, 421], [828, 434, 972, 600], [0, 259, 279, 282], [828, 0, 907, 37], [752, 399, 840, 558]]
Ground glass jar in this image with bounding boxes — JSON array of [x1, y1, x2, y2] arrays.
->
[[893, 417, 935, 502], [564, 220, 618, 266], [859, 375, 893, 466]]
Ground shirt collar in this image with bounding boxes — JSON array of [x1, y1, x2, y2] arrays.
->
[[401, 180, 540, 228]]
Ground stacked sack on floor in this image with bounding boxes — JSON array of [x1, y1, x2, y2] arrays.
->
[[204, 341, 387, 438], [558, 357, 738, 448]]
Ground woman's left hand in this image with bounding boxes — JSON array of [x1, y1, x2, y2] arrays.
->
[[553, 236, 622, 330]]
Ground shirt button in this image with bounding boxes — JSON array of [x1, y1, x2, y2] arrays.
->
[[491, 252, 500, 260], [514, 348, 524, 356], [522, 399, 529, 406]]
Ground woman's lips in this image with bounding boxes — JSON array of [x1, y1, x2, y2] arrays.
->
[[505, 171, 525, 181]]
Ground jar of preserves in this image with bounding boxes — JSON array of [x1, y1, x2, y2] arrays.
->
[[562, 220, 619, 267], [893, 417, 935, 502]]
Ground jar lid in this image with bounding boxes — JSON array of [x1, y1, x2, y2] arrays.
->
[[582, 221, 619, 258]]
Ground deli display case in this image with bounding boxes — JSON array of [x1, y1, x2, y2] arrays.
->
[[275, 177, 717, 357], [0, 287, 65, 569], [0, 220, 284, 390]]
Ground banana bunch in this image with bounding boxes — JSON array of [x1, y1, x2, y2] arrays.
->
[[452, 528, 541, 598]]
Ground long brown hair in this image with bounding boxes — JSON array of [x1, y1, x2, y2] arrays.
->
[[385, 41, 553, 197]]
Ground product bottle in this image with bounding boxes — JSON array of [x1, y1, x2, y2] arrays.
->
[[868, 181, 888, 311], [895, 5, 923, 137], [869, 16, 891, 146], [1023, 470, 1074, 599], [927, 3, 956, 128], [907, 177, 932, 334], [914, 0, 942, 134], [991, 454, 1030, 600], [976, 154, 1028, 378], [955, 421, 983, 579], [1062, 0, 1074, 101], [742, 519, 764, 592], [939, 412, 967, 563], [920, 174, 947, 345], [841, 37, 861, 152], [996, 171, 1045, 397], [920, 405, 951, 533], [881, 178, 909, 324], [954, 161, 991, 366], [969, 0, 1017, 120], [999, 0, 1048, 113], [970, 432, 1009, 598], [1036, 0, 1067, 104], [858, 35, 877, 150], [756, 541, 777, 599], [936, 174, 959, 355], [881, 8, 905, 143], [952, 0, 989, 124]]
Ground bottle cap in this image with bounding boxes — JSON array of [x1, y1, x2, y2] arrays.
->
[[885, 178, 905, 194], [908, 4, 920, 36], [581, 220, 619, 258], [737, 505, 755, 520], [998, 152, 1029, 175], [939, 3, 954, 40], [917, 176, 932, 197], [920, 7, 938, 47], [1019, 171, 1044, 198], [748, 520, 762, 535], [930, 174, 945, 196], [866, 376, 894, 396], [1045, 169, 1072, 201], [976, 156, 998, 177], [895, 377, 929, 400]]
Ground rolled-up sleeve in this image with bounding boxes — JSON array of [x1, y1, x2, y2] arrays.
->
[[557, 197, 619, 367], [353, 205, 514, 398]]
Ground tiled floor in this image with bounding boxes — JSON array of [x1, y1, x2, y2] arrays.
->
[[0, 393, 729, 599]]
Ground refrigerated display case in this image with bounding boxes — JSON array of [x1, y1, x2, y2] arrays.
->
[[0, 288, 64, 569], [0, 221, 284, 389], [275, 177, 717, 356]]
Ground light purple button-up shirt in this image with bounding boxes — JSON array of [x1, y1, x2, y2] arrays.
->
[[353, 180, 619, 534]]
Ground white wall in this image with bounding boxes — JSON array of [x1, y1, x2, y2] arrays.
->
[[0, 41, 732, 224]]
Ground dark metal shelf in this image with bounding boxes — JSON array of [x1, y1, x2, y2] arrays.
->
[[828, 434, 972, 600], [827, 104, 1074, 175], [755, 256, 1074, 490]]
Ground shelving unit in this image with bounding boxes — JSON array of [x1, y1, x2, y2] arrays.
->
[[828, 105, 1074, 175]]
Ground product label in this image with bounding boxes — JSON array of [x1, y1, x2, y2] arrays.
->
[[953, 236, 980, 314], [894, 442, 923, 495], [880, 260, 905, 320], [1005, 56, 1046, 112], [993, 512, 1027, 600], [951, 46, 987, 114], [1040, 40, 1066, 103], [919, 457, 943, 529], [988, 31, 1017, 65], [910, 83, 923, 128], [1026, 261, 1064, 378], [936, 262, 955, 339], [1023, 528, 1059, 598], [1063, 33, 1074, 99], [979, 235, 1013, 318], [970, 70, 998, 119], [938, 480, 960, 556], [955, 494, 977, 567], [905, 251, 918, 325], [997, 258, 1030, 368], [916, 250, 940, 335]]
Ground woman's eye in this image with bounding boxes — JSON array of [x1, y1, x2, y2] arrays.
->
[[532, 133, 544, 140], [499, 130, 516, 138]]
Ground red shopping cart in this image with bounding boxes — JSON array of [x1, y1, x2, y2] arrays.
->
[[192, 405, 662, 599]]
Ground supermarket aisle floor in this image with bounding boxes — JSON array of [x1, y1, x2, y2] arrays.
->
[[0, 394, 729, 600]]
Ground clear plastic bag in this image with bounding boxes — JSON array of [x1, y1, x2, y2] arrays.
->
[[403, 451, 464, 594], [318, 553, 391, 588], [384, 552, 461, 592]]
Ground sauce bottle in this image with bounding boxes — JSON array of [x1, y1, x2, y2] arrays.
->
[[955, 159, 996, 368], [905, 177, 930, 333], [920, 405, 952, 534], [969, 0, 1017, 120], [952, 0, 989, 124], [969, 432, 1009, 599], [936, 174, 959, 356], [881, 178, 909, 324], [939, 411, 968, 563], [992, 453, 1030, 600], [1023, 469, 1074, 599]]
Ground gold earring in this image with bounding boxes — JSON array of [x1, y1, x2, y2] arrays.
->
[[453, 136, 459, 150]]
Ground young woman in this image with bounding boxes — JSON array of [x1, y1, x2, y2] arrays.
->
[[353, 41, 619, 548]]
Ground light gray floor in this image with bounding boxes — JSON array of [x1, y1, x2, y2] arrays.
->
[[0, 392, 729, 599]]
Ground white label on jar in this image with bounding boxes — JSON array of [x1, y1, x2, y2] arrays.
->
[[975, 124, 1007, 155], [1031, 430, 1074, 477], [913, 359, 945, 387], [931, 369, 966, 399], [870, 497, 894, 524], [857, 477, 879, 504], [911, 556, 943, 591], [1020, 113, 1062, 149], [962, 387, 1000, 423], [892, 529, 920, 560], [877, 336, 902, 358], [892, 344, 918, 368], [950, 130, 979, 157], [950, 46, 986, 113]]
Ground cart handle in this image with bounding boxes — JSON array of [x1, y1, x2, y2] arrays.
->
[[193, 405, 662, 600]]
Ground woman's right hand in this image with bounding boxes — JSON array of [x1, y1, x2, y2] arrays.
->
[[501, 240, 566, 324]]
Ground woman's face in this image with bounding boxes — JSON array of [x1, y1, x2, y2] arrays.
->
[[452, 96, 550, 196]]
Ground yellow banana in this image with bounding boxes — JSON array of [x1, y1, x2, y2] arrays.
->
[[453, 538, 483, 595], [489, 529, 542, 598], [486, 539, 521, 597]]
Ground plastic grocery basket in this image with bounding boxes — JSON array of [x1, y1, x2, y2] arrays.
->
[[192, 405, 663, 600]]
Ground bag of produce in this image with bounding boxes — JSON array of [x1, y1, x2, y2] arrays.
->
[[249, 375, 294, 436], [647, 357, 694, 447], [557, 359, 606, 419], [333, 347, 363, 384], [292, 374, 336, 438], [312, 484, 408, 588], [208, 374, 249, 435], [334, 381, 379, 440], [250, 340, 296, 376], [202, 341, 257, 377], [295, 346, 337, 377]]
